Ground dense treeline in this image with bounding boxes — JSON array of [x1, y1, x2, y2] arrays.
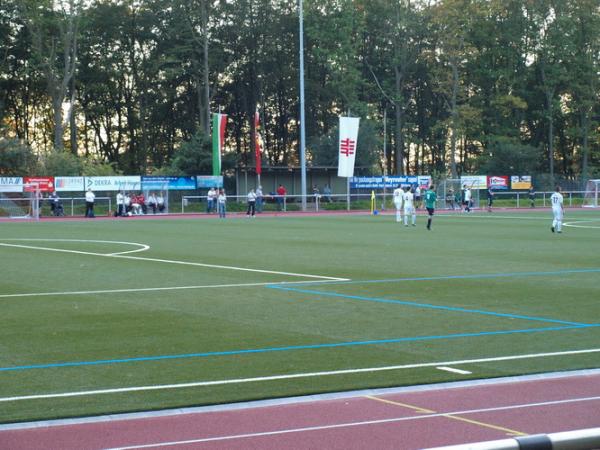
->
[[1, 0, 599, 185]]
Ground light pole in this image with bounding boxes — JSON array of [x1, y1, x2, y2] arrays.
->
[[299, 0, 307, 211]]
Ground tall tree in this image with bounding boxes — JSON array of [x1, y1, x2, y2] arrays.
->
[[21, 0, 80, 152]]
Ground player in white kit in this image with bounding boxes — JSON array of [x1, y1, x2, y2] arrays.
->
[[402, 187, 416, 227], [550, 186, 564, 233], [393, 185, 403, 223]]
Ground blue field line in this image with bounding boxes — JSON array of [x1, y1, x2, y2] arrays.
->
[[1, 324, 597, 373], [274, 268, 600, 288], [267, 285, 587, 327]]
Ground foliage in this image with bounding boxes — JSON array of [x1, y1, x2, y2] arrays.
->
[[474, 138, 539, 175], [0, 138, 38, 175], [0, 0, 598, 179], [41, 150, 82, 176]]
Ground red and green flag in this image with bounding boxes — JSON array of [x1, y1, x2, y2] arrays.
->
[[212, 113, 227, 176]]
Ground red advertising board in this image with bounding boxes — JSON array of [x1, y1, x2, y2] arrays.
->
[[24, 176, 55, 192], [487, 175, 509, 190]]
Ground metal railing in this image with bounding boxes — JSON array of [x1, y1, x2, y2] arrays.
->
[[424, 427, 600, 450]]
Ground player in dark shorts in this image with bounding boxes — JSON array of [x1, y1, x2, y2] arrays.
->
[[424, 185, 437, 230]]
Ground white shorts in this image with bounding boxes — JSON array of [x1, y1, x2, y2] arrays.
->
[[552, 208, 563, 220], [404, 206, 415, 215], [394, 201, 402, 210]]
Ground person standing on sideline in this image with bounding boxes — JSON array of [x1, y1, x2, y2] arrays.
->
[[323, 184, 332, 202], [206, 187, 216, 213], [402, 187, 416, 227], [425, 185, 437, 230], [246, 189, 257, 217], [217, 189, 227, 218], [463, 185, 472, 212], [276, 184, 286, 211], [256, 185, 264, 213], [486, 186, 494, 212], [528, 187, 536, 208], [116, 191, 124, 216], [85, 188, 95, 218], [551, 186, 564, 233], [393, 184, 403, 223]]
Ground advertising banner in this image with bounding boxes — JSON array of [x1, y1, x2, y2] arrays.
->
[[337, 117, 360, 178], [487, 175, 509, 190], [142, 176, 197, 191], [511, 175, 532, 190], [460, 175, 487, 190], [85, 176, 141, 192], [350, 175, 431, 189], [0, 177, 23, 192], [55, 176, 84, 192], [196, 175, 223, 188], [24, 176, 55, 192]]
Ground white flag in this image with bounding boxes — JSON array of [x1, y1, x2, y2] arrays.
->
[[337, 117, 360, 178]]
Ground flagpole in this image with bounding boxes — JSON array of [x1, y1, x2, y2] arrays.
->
[[299, 0, 307, 212]]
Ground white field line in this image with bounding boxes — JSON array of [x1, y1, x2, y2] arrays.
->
[[105, 396, 600, 449], [110, 253, 348, 280], [564, 219, 600, 229], [0, 239, 149, 256], [1, 348, 598, 404], [0, 280, 338, 299], [0, 241, 347, 282]]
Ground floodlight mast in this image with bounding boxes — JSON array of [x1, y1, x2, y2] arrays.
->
[[299, 0, 307, 211]]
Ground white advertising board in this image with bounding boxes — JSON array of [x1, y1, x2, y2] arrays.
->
[[0, 177, 23, 192], [85, 176, 141, 192]]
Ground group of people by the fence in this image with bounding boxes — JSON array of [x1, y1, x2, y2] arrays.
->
[[114, 191, 165, 217]]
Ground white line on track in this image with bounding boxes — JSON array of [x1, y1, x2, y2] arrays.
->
[[1, 348, 598, 403], [105, 395, 600, 449], [436, 366, 472, 375]]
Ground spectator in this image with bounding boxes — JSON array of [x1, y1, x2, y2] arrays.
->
[[85, 188, 95, 218], [528, 187, 536, 208], [312, 184, 320, 202], [462, 185, 472, 212], [49, 191, 60, 216], [147, 192, 157, 214], [256, 185, 264, 213], [124, 192, 132, 214], [445, 188, 455, 210], [131, 194, 142, 215], [116, 191, 124, 216], [487, 186, 494, 212], [137, 192, 147, 214], [207, 187, 216, 213], [276, 184, 286, 211], [323, 184, 332, 202], [217, 189, 227, 218], [157, 193, 165, 213], [247, 189, 257, 217]]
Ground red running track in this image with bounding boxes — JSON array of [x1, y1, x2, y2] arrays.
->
[[1, 370, 598, 450]]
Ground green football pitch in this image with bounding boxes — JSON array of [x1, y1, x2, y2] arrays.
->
[[1, 209, 599, 423]]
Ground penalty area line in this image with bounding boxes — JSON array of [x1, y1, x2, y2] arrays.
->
[[1, 348, 598, 403], [0, 280, 345, 299]]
